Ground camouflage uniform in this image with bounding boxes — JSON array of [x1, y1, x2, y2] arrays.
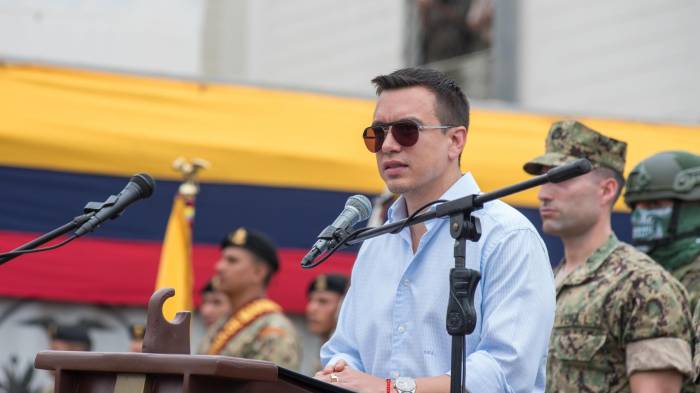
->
[[624, 151, 700, 390], [675, 253, 700, 314], [550, 235, 693, 392], [197, 299, 301, 371], [681, 255, 700, 392], [524, 121, 694, 392], [624, 151, 700, 313], [694, 298, 700, 387]]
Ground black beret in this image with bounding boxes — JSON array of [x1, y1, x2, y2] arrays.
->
[[51, 323, 92, 348], [220, 227, 279, 273], [200, 279, 216, 294], [307, 273, 350, 296], [22, 317, 108, 350], [22, 316, 112, 351]]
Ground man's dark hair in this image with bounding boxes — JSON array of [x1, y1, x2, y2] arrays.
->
[[200, 279, 216, 295], [372, 68, 470, 130]]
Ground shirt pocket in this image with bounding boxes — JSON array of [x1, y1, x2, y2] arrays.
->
[[549, 328, 613, 392], [551, 329, 607, 365]]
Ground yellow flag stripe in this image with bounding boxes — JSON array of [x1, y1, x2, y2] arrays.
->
[[1, 64, 699, 210]]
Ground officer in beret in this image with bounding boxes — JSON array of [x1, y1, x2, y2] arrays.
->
[[128, 323, 145, 352], [196, 227, 300, 371], [23, 317, 99, 352], [523, 120, 693, 392], [198, 279, 232, 330], [23, 317, 102, 393], [305, 274, 349, 343], [306, 273, 349, 373]]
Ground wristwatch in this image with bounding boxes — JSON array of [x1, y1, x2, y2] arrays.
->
[[394, 376, 416, 393]]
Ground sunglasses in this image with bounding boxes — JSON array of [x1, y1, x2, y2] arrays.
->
[[362, 120, 456, 153]]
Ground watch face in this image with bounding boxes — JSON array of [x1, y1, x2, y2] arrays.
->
[[395, 377, 416, 392]]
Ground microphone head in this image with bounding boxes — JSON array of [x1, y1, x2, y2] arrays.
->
[[346, 194, 372, 222], [131, 173, 156, 198]]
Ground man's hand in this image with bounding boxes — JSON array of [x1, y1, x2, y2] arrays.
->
[[314, 360, 386, 393], [315, 358, 348, 376]]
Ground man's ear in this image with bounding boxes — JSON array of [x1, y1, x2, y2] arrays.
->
[[600, 176, 620, 208], [252, 259, 269, 284], [448, 126, 467, 161]]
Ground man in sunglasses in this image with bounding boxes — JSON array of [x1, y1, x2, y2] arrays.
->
[[315, 68, 555, 392]]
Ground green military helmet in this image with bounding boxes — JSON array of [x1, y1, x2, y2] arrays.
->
[[624, 151, 700, 208]]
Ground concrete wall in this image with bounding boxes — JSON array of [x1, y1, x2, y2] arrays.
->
[[517, 0, 700, 123], [1, 0, 404, 96], [201, 0, 405, 96], [0, 0, 203, 76]]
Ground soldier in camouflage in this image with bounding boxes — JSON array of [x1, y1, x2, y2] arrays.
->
[[524, 120, 693, 392], [624, 152, 700, 310], [197, 227, 300, 370], [624, 151, 700, 388]]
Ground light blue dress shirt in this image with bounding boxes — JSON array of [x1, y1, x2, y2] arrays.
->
[[321, 173, 555, 392]]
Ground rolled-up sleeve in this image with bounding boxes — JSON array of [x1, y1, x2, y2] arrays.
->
[[464, 228, 555, 393]]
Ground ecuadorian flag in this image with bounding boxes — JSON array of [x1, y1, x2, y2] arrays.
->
[[1, 63, 699, 312]]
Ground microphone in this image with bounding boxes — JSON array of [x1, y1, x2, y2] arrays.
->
[[74, 173, 156, 236], [301, 195, 372, 267], [545, 158, 592, 183]]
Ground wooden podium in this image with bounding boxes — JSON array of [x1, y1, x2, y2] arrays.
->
[[35, 289, 351, 393]]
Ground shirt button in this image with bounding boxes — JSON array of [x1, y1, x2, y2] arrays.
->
[[403, 279, 410, 286], [398, 325, 405, 333]]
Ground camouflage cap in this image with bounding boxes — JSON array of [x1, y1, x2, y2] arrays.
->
[[523, 120, 627, 176]]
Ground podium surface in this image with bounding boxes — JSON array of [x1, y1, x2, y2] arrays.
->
[[35, 351, 351, 393], [34, 288, 351, 393]]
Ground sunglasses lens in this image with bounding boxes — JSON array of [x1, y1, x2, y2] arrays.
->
[[391, 122, 420, 147], [363, 127, 384, 153]]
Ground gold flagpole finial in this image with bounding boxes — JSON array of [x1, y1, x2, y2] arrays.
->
[[172, 157, 210, 197]]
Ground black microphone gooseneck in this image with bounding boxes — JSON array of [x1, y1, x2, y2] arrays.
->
[[0, 173, 156, 266], [301, 158, 592, 393]]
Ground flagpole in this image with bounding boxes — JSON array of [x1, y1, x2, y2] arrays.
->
[[155, 157, 209, 321]]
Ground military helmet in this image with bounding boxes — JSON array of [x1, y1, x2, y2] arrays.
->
[[624, 151, 700, 207]]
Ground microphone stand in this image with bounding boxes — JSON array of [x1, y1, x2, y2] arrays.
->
[[0, 214, 92, 266], [305, 159, 591, 393], [0, 192, 124, 266]]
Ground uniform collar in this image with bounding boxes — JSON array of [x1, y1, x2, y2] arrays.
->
[[556, 233, 620, 292]]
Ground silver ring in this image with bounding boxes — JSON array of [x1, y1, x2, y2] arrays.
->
[[330, 373, 339, 383]]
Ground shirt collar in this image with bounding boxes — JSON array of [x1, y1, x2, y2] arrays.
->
[[386, 173, 481, 223], [557, 233, 620, 290]]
